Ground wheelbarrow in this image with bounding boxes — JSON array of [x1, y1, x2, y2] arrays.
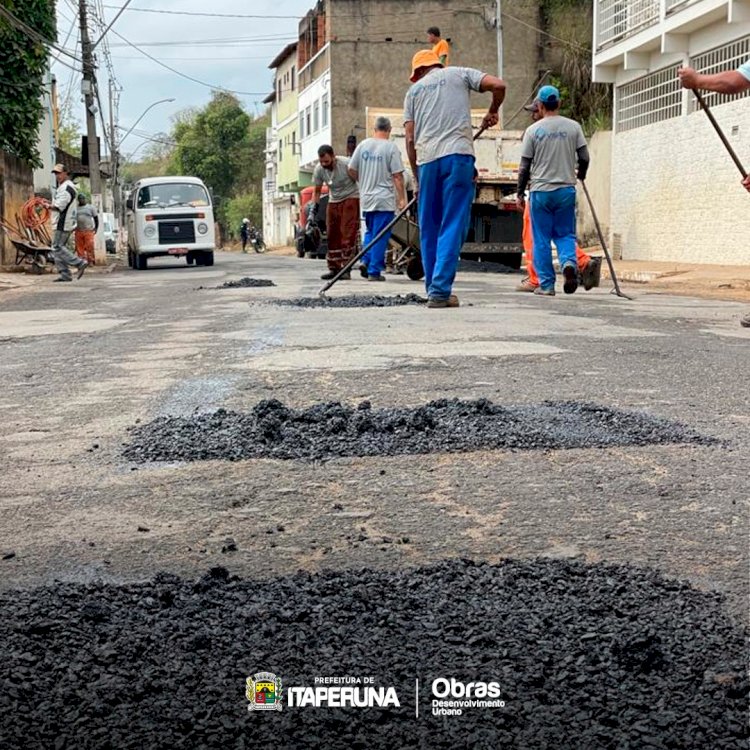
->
[[387, 211, 424, 281]]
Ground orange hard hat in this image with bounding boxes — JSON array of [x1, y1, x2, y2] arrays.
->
[[409, 50, 443, 83]]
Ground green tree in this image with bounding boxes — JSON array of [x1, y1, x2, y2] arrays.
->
[[225, 191, 262, 239], [0, 0, 56, 165], [171, 92, 251, 221], [57, 97, 82, 157]]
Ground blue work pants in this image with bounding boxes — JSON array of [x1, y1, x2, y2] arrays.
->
[[418, 154, 475, 300], [529, 187, 577, 290], [361, 210, 394, 277]]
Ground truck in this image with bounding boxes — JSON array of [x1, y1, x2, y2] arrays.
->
[[125, 176, 216, 270], [365, 108, 524, 268]]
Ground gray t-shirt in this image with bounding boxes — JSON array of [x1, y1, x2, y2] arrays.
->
[[312, 156, 359, 203], [521, 115, 587, 192], [76, 204, 97, 231], [348, 138, 404, 213], [403, 66, 486, 166]]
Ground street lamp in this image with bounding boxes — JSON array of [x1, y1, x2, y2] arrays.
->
[[117, 97, 176, 148]]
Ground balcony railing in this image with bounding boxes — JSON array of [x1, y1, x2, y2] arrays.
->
[[597, 0, 660, 49]]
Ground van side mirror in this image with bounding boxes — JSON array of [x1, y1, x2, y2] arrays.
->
[[126, 198, 133, 211]]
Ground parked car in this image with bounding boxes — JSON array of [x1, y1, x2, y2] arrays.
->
[[125, 176, 216, 270], [102, 212, 117, 254]]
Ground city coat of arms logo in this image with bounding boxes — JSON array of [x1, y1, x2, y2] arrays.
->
[[246, 672, 283, 712]]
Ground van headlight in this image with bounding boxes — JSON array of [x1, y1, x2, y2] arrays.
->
[[197, 222, 209, 235], [144, 224, 156, 237]]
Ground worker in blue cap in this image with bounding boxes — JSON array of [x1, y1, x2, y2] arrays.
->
[[516, 85, 590, 296]]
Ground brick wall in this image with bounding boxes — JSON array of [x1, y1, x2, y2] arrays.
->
[[0, 151, 34, 267], [611, 98, 750, 264]]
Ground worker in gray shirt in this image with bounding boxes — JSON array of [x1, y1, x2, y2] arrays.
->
[[75, 193, 98, 265], [348, 116, 407, 281], [517, 85, 589, 296], [311, 145, 360, 280]]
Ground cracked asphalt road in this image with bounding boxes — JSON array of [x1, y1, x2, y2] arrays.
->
[[0, 251, 747, 620]]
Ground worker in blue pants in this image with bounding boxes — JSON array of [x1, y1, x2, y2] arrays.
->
[[348, 116, 407, 281], [517, 85, 590, 296], [404, 50, 506, 308]]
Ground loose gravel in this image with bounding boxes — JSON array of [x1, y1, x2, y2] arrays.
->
[[123, 398, 712, 463], [271, 294, 427, 308], [0, 559, 745, 749], [199, 278, 276, 289]]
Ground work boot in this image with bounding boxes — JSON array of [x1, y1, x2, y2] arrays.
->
[[368, 274, 386, 282], [581, 256, 602, 291], [516, 277, 537, 293], [562, 264, 579, 295], [533, 286, 555, 297], [77, 260, 89, 280], [320, 270, 350, 280], [427, 294, 460, 308], [359, 263, 368, 279], [53, 276, 72, 282], [741, 311, 750, 328]]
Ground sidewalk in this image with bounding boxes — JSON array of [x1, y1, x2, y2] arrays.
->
[[593, 255, 750, 303], [0, 257, 119, 292]]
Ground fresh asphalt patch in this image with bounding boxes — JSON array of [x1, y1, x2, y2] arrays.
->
[[198, 277, 277, 289], [0, 559, 745, 749], [269, 294, 428, 308], [122, 399, 712, 463]]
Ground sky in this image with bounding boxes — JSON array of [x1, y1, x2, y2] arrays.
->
[[52, 0, 314, 160]]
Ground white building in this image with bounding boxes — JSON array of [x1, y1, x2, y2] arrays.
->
[[593, 0, 750, 264]]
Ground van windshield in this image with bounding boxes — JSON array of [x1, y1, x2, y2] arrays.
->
[[137, 183, 210, 209]]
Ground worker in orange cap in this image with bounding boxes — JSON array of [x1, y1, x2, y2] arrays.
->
[[517, 99, 601, 293]]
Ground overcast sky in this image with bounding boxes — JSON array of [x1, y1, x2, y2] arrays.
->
[[52, 0, 313, 159]]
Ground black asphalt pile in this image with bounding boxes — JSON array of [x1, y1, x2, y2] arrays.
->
[[0, 559, 746, 749], [123, 398, 711, 463], [272, 293, 427, 308], [201, 277, 276, 289], [457, 259, 517, 274]]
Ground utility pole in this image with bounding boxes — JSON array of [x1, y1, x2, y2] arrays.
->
[[496, 0, 503, 79], [109, 78, 118, 217], [78, 0, 104, 257]]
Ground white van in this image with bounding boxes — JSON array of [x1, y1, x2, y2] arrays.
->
[[126, 176, 215, 270]]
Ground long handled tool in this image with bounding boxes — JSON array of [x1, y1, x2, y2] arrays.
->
[[579, 179, 632, 300], [318, 125, 490, 297], [317, 196, 418, 297], [692, 89, 748, 178]]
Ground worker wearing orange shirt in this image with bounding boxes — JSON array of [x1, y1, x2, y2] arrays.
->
[[517, 99, 601, 293], [427, 27, 450, 66]]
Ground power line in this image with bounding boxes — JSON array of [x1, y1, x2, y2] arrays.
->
[[108, 27, 278, 96], [502, 10, 591, 53], [0, 4, 82, 62]]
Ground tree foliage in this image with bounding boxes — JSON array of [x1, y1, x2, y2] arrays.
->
[[0, 0, 56, 165], [225, 192, 262, 238], [57, 97, 82, 157]]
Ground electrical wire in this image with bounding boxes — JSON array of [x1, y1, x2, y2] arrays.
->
[[108, 27, 280, 96], [0, 4, 82, 62]]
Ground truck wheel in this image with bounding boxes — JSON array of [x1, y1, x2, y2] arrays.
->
[[127, 249, 133, 268], [186, 253, 195, 265], [202, 251, 214, 267], [496, 253, 522, 270], [406, 256, 424, 281], [135, 254, 148, 270]]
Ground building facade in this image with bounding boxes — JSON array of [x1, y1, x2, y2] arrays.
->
[[263, 43, 300, 248], [294, 0, 542, 183], [593, 0, 750, 264]]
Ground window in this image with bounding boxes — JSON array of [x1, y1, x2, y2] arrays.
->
[[277, 78, 282, 101], [279, 139, 283, 161], [313, 99, 320, 133], [616, 64, 681, 132], [291, 65, 296, 91], [292, 130, 296, 151], [305, 106, 311, 136], [689, 36, 750, 111], [137, 183, 210, 208], [321, 92, 329, 128], [299, 112, 305, 140]]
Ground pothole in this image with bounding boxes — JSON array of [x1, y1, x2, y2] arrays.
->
[[198, 278, 276, 289], [123, 398, 712, 463], [268, 294, 427, 308]]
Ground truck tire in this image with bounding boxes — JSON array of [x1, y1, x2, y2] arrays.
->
[[135, 253, 148, 270], [202, 251, 214, 267], [127, 249, 134, 268]]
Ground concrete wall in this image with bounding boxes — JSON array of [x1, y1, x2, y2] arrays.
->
[[611, 98, 750, 263], [328, 0, 542, 153], [0, 152, 34, 266], [578, 130, 612, 246]]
